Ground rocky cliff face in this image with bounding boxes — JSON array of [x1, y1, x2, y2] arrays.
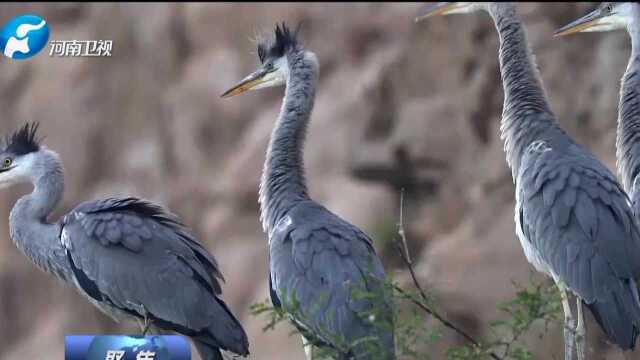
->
[[0, 3, 632, 359]]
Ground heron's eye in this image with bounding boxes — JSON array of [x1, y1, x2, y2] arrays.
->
[[2, 158, 11, 168], [606, 4, 613, 12]]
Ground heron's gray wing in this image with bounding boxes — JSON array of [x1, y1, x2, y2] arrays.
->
[[517, 141, 640, 347], [269, 201, 394, 357], [60, 197, 248, 354]]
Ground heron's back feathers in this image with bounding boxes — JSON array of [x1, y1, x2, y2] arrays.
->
[[269, 201, 395, 359], [61, 197, 249, 357], [517, 141, 640, 348], [586, 280, 640, 350]]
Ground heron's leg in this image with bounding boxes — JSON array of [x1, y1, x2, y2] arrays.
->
[[301, 335, 314, 360], [557, 280, 575, 360], [129, 301, 153, 336], [576, 298, 586, 360], [141, 313, 153, 336], [136, 318, 145, 332], [137, 304, 152, 336], [134, 318, 152, 335]]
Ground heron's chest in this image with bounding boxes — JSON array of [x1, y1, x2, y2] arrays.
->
[[514, 191, 553, 277]]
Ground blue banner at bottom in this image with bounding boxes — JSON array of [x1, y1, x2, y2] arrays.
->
[[65, 335, 191, 360]]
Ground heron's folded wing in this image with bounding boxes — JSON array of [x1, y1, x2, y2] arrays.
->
[[60, 198, 237, 334], [518, 144, 640, 303], [269, 201, 394, 354]]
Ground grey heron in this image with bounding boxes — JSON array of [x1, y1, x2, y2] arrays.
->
[[221, 23, 395, 359], [0, 122, 249, 360], [555, 3, 640, 214], [417, 3, 640, 359]]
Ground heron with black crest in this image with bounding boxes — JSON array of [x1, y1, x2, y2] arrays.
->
[[0, 122, 249, 360], [222, 23, 395, 360]]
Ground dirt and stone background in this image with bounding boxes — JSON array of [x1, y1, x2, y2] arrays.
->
[[0, 3, 633, 359]]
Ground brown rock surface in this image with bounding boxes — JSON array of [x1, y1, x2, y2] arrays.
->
[[0, 3, 634, 359]]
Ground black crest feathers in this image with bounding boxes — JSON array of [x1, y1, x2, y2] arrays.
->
[[5, 122, 41, 155], [257, 22, 301, 63]]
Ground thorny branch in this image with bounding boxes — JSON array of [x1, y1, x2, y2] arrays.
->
[[393, 189, 502, 360]]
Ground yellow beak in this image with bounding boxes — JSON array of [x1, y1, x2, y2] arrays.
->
[[553, 11, 604, 37], [221, 69, 270, 98], [415, 3, 458, 23]]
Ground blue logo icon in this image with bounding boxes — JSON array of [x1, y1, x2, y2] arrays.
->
[[65, 335, 191, 360], [0, 14, 49, 60]]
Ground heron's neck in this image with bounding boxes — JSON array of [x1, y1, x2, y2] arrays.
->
[[617, 19, 640, 196], [259, 49, 318, 233], [631, 16, 640, 56], [488, 3, 560, 178], [9, 150, 71, 282]]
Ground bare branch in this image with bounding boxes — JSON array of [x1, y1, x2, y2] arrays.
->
[[394, 189, 502, 360]]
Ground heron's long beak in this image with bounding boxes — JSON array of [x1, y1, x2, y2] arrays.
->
[[221, 68, 271, 98], [415, 2, 458, 22], [553, 10, 605, 37]]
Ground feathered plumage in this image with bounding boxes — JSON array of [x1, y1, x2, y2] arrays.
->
[[4, 122, 41, 156], [257, 22, 301, 63]]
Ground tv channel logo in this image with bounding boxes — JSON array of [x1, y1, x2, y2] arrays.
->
[[0, 14, 49, 60], [65, 335, 191, 360]]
